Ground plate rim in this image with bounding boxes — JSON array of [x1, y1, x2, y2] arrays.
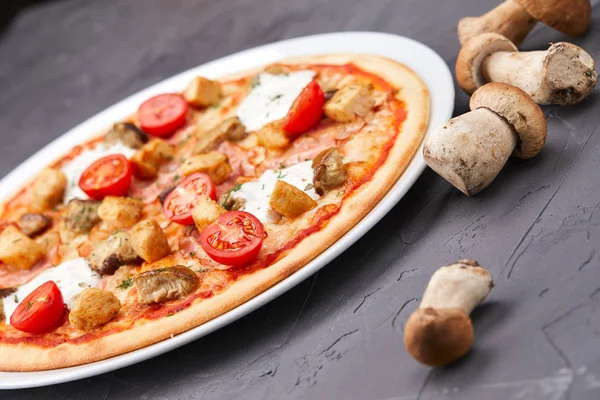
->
[[0, 31, 454, 389]]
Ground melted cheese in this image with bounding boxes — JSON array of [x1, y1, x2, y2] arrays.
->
[[231, 161, 319, 223], [3, 258, 99, 322], [237, 71, 315, 132], [62, 143, 136, 202]]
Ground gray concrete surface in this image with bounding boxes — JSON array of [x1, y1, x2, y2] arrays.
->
[[0, 0, 599, 398]]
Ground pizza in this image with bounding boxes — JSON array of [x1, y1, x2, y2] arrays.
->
[[0, 54, 429, 371]]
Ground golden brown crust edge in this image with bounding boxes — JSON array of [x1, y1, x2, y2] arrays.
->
[[0, 53, 430, 371]]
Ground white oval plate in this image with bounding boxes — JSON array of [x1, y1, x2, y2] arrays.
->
[[0, 31, 453, 389]]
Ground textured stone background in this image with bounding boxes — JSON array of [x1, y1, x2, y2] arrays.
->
[[1, 0, 600, 399]]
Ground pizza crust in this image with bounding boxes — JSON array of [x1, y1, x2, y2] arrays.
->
[[0, 53, 429, 371]]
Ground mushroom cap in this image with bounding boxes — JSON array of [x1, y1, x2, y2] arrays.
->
[[516, 0, 591, 36], [404, 307, 474, 367], [456, 33, 518, 95], [470, 83, 546, 159]]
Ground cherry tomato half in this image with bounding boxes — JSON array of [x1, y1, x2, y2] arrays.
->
[[282, 80, 325, 137], [138, 93, 189, 137], [163, 173, 217, 225], [78, 154, 133, 200], [199, 211, 265, 267], [11, 281, 65, 334]]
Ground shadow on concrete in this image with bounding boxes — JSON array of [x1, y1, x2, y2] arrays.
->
[[0, 0, 61, 34]]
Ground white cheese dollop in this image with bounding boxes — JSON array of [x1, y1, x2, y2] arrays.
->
[[3, 258, 99, 322], [237, 70, 316, 132], [62, 142, 136, 202], [230, 161, 319, 223]]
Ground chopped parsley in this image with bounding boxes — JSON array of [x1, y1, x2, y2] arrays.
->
[[25, 301, 32, 311], [117, 278, 133, 289], [189, 251, 197, 257], [154, 267, 170, 272], [210, 103, 220, 109], [276, 170, 286, 179], [270, 94, 283, 102], [13, 295, 18, 303], [279, 162, 285, 169], [166, 313, 175, 317], [197, 268, 208, 273]]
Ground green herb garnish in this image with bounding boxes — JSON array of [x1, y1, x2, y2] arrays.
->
[[117, 278, 133, 289]]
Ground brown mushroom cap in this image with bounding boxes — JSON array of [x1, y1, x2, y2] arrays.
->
[[470, 83, 546, 159], [517, 0, 591, 36], [404, 307, 474, 367], [456, 33, 518, 95]]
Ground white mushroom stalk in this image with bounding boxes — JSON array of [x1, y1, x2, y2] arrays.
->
[[404, 259, 494, 367], [458, 0, 536, 47], [424, 83, 546, 196], [458, 0, 592, 47], [457, 33, 597, 105]]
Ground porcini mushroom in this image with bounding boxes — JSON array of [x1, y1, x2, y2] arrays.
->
[[404, 259, 494, 367], [457, 33, 597, 105], [458, 0, 592, 47], [423, 83, 546, 196]]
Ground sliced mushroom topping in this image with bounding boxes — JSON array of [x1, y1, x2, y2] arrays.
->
[[312, 148, 346, 195], [133, 265, 198, 304], [0, 287, 16, 298], [65, 199, 101, 233], [86, 232, 142, 276], [105, 122, 148, 149], [17, 213, 52, 237]]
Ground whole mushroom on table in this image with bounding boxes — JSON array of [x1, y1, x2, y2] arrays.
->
[[404, 259, 494, 367], [423, 82, 547, 196], [456, 33, 597, 105], [458, 0, 592, 47]]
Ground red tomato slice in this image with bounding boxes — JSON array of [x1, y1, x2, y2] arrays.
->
[[282, 80, 325, 137], [138, 93, 189, 137], [163, 173, 217, 225], [10, 281, 65, 334], [199, 211, 265, 266], [78, 154, 132, 200]]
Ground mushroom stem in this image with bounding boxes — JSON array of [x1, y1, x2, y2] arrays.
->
[[420, 259, 494, 314], [403, 259, 494, 367], [458, 0, 537, 46], [423, 108, 518, 196], [481, 43, 597, 105]]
